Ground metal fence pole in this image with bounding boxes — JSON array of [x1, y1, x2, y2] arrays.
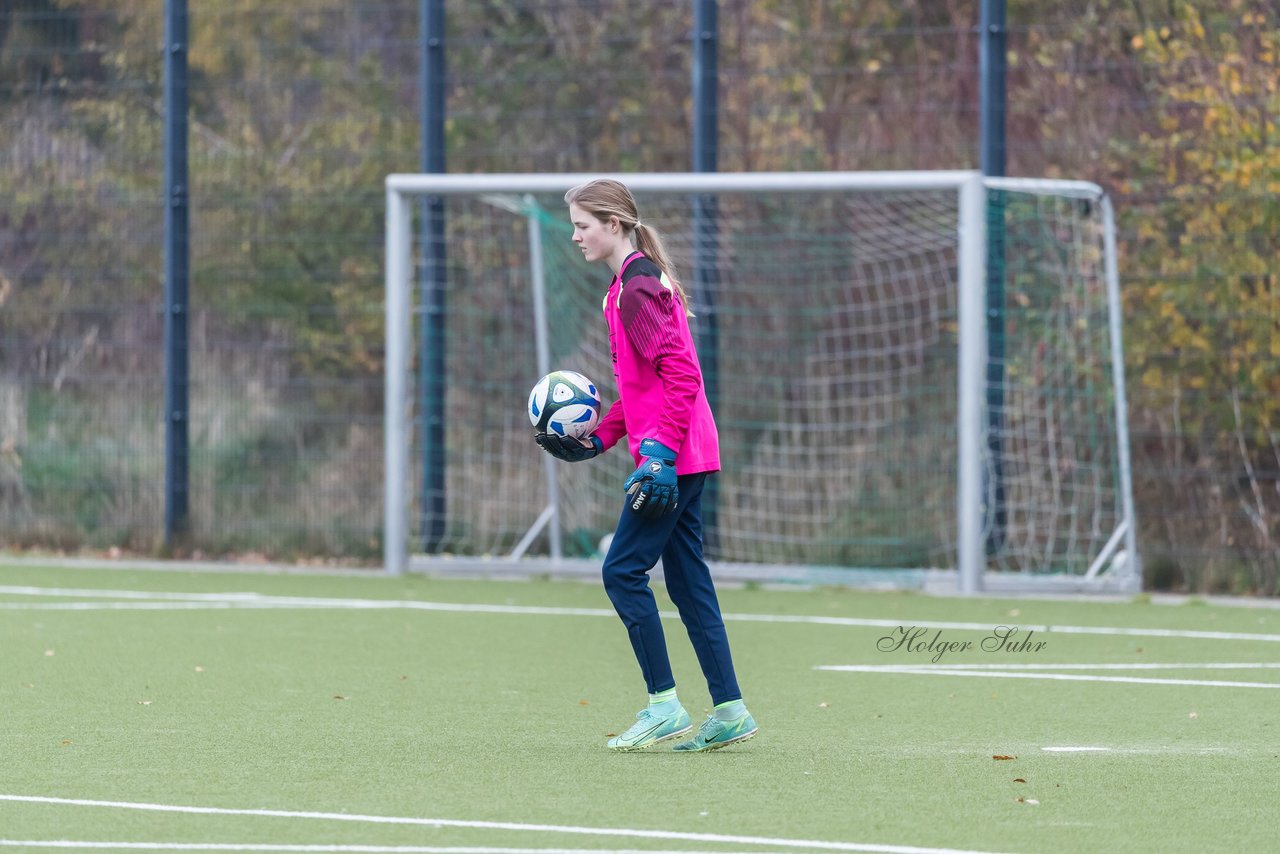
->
[[980, 0, 1008, 566], [692, 0, 720, 550], [162, 0, 190, 547], [419, 0, 447, 552]]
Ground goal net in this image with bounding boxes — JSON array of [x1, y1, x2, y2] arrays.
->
[[383, 172, 1139, 592]]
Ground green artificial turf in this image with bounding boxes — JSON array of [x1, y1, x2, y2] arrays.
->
[[1, 562, 1277, 852]]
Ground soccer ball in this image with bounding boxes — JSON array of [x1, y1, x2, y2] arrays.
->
[[528, 370, 602, 439]]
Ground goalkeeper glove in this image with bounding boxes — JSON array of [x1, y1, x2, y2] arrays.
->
[[535, 432, 602, 463], [623, 438, 678, 519]]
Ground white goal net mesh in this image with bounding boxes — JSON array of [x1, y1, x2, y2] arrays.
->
[[394, 181, 1129, 577]]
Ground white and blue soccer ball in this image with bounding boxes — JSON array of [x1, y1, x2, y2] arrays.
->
[[528, 370, 602, 440]]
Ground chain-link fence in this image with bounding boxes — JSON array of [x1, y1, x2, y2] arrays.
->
[[1, 1, 1276, 591]]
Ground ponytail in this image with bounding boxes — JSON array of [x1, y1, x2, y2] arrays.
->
[[633, 222, 694, 318], [565, 178, 696, 318]]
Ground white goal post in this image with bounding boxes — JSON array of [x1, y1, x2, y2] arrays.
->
[[383, 171, 1140, 594]]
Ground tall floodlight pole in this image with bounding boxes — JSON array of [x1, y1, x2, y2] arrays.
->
[[418, 0, 447, 555], [163, 0, 190, 547], [979, 0, 1008, 579], [692, 0, 720, 549]]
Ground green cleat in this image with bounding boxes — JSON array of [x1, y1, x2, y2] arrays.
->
[[607, 707, 693, 751], [673, 712, 758, 752]]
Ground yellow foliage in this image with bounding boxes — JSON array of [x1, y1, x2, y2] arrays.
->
[[1121, 2, 1279, 440]]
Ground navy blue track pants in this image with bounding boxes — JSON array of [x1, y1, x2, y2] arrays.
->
[[600, 472, 741, 706]]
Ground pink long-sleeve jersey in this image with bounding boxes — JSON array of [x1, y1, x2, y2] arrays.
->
[[592, 252, 720, 474]]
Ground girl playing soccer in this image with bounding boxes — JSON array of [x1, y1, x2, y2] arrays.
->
[[535, 178, 757, 752]]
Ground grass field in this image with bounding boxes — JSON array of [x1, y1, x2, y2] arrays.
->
[[1, 560, 1277, 853]]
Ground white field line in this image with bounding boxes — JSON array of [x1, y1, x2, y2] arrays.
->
[[0, 844, 763, 853], [867, 662, 1280, 671], [0, 586, 267, 600], [1, 585, 1278, 644], [0, 795, 1009, 854], [814, 664, 1280, 689], [0, 587, 618, 617]]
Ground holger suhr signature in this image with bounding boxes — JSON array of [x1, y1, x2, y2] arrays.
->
[[877, 625, 1047, 663]]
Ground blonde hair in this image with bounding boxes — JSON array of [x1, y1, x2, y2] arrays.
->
[[564, 178, 693, 317]]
